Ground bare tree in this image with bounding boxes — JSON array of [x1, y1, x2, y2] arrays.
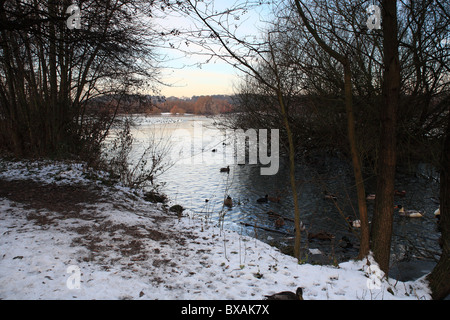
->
[[293, 0, 370, 258], [369, 0, 401, 274], [0, 0, 161, 159]]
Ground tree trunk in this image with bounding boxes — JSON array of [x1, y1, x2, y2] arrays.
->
[[426, 110, 450, 300], [48, 0, 59, 152], [370, 0, 400, 274], [277, 92, 302, 260], [344, 61, 370, 258]]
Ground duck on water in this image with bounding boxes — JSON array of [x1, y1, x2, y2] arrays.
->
[[257, 195, 269, 203], [224, 196, 233, 207], [395, 205, 424, 218]]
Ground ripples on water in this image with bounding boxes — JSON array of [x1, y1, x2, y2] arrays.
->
[[128, 114, 442, 272]]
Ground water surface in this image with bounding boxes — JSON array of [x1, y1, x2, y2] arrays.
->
[[128, 114, 442, 275]]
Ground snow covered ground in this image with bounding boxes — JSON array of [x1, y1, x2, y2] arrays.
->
[[0, 160, 432, 300]]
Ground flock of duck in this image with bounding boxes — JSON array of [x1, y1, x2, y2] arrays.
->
[[328, 189, 441, 219], [216, 164, 443, 300], [220, 165, 440, 235], [221, 191, 288, 231], [218, 164, 441, 236], [222, 194, 280, 208], [262, 194, 442, 301], [264, 211, 442, 301]]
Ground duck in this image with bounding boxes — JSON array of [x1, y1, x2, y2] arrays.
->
[[298, 221, 306, 232], [257, 194, 269, 203], [292, 221, 306, 233], [274, 217, 285, 228], [224, 196, 233, 207], [169, 204, 184, 216], [394, 190, 407, 197], [212, 149, 217, 152], [434, 207, 440, 222], [339, 236, 353, 249], [323, 191, 337, 200], [352, 220, 361, 228], [264, 287, 304, 300], [346, 217, 361, 228], [366, 194, 376, 200], [395, 205, 424, 218], [220, 165, 230, 173]]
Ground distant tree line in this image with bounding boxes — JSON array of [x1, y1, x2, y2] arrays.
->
[[85, 94, 235, 115], [86, 95, 162, 115], [160, 95, 234, 115]]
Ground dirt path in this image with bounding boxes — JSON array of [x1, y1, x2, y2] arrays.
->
[[0, 177, 200, 286], [0, 179, 103, 214]]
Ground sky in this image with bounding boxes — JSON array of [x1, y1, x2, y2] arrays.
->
[[154, 1, 272, 98], [159, 58, 240, 98]]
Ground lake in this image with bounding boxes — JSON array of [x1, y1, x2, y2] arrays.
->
[[126, 114, 442, 279]]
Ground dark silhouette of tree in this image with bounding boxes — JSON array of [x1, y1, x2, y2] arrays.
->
[[0, 0, 161, 159]]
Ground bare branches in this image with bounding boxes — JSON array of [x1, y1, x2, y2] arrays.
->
[[0, 0, 162, 157]]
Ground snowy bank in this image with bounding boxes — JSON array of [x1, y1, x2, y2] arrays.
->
[[0, 160, 431, 300]]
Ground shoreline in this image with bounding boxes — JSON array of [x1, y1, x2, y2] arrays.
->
[[0, 159, 432, 300]]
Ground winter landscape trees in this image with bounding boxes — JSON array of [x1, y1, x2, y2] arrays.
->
[[166, 0, 449, 299], [0, 0, 449, 299], [0, 0, 160, 158]]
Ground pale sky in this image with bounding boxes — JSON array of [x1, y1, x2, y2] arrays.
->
[[155, 1, 271, 98], [160, 60, 240, 98]]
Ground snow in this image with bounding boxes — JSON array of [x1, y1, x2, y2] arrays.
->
[[0, 160, 432, 300]]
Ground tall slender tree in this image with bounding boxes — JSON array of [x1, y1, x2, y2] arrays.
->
[[370, 0, 401, 274]]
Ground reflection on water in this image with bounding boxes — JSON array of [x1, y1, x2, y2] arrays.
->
[[129, 114, 442, 272]]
